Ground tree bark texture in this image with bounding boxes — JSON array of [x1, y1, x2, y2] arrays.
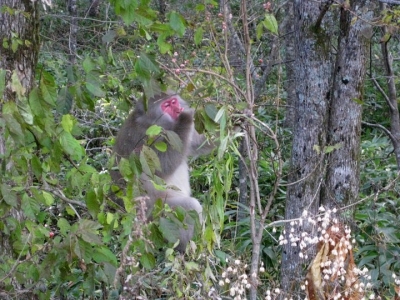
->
[[67, 0, 78, 65], [0, 0, 40, 256], [322, 1, 373, 208], [379, 2, 400, 170], [280, 0, 334, 296], [282, 1, 296, 129], [0, 0, 39, 102], [280, 0, 374, 297]]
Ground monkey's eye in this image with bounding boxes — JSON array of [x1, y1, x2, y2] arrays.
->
[[171, 99, 176, 104]]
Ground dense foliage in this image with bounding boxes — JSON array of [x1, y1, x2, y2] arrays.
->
[[1, 0, 400, 299]]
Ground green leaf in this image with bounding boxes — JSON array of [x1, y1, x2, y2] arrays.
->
[[135, 53, 160, 80], [42, 191, 54, 206], [18, 98, 33, 125], [157, 34, 172, 54], [83, 56, 95, 73], [92, 247, 118, 266], [57, 218, 71, 236], [159, 217, 180, 243], [118, 158, 133, 178], [215, 249, 228, 264], [195, 4, 205, 11], [325, 143, 342, 154], [150, 180, 166, 191], [185, 261, 200, 271], [205, 104, 218, 120], [11, 70, 26, 98], [59, 131, 84, 161], [140, 252, 156, 270], [106, 212, 115, 225], [3, 102, 24, 138], [61, 114, 74, 133], [352, 98, 364, 105], [0, 68, 6, 96], [57, 87, 73, 114], [262, 13, 278, 35], [40, 71, 57, 106], [132, 9, 154, 27], [31, 155, 42, 180], [204, 225, 216, 251], [150, 23, 172, 34], [154, 141, 167, 152], [11, 37, 22, 53], [169, 11, 186, 37], [102, 30, 117, 43], [29, 88, 45, 118], [79, 220, 102, 245], [140, 145, 161, 176], [75, 239, 93, 261], [313, 144, 321, 154], [194, 27, 203, 46], [214, 107, 225, 123], [1, 183, 18, 207], [86, 74, 106, 98], [21, 193, 40, 219], [86, 190, 100, 218], [165, 130, 183, 152], [256, 22, 264, 40], [146, 124, 162, 136]]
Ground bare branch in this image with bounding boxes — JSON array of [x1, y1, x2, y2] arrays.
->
[[362, 121, 396, 142], [41, 187, 87, 208], [378, 0, 400, 4]]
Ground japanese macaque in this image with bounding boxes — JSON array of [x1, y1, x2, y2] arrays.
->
[[111, 92, 214, 252]]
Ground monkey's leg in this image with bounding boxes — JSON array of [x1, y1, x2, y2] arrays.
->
[[166, 196, 203, 252]]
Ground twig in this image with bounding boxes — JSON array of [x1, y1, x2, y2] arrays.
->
[[41, 187, 87, 208]]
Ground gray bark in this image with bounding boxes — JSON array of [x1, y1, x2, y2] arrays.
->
[[67, 0, 78, 65], [282, 1, 296, 129], [322, 1, 373, 208], [280, 0, 334, 296], [280, 0, 374, 297], [0, 0, 40, 296], [0, 0, 39, 101], [379, 3, 400, 170]]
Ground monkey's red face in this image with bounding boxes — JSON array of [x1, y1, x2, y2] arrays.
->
[[161, 97, 184, 120]]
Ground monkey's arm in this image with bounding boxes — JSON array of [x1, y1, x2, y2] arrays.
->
[[189, 130, 215, 157], [155, 111, 194, 177]]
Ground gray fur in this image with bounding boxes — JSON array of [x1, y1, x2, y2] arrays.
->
[[112, 93, 213, 252]]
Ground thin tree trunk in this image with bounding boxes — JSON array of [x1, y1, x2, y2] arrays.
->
[[238, 137, 248, 221], [380, 4, 400, 170], [282, 1, 296, 129], [67, 0, 78, 65]]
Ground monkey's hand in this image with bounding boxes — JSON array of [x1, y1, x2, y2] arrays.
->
[[177, 109, 194, 125]]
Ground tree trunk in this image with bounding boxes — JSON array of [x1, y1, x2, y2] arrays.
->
[[280, 0, 334, 297], [379, 3, 400, 170], [322, 1, 373, 209], [282, 1, 296, 129], [67, 0, 78, 65], [280, 1, 373, 297], [0, 0, 40, 269], [0, 0, 39, 102]]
